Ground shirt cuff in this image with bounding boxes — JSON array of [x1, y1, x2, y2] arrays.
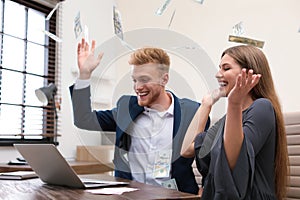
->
[[74, 78, 91, 89]]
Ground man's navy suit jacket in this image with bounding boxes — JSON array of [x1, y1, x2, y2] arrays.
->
[[70, 85, 210, 194]]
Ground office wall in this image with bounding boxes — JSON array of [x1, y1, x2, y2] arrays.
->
[[58, 0, 115, 158], [116, 0, 300, 113], [0, 0, 299, 162]]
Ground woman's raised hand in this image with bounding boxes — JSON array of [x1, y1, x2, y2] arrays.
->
[[228, 68, 261, 106], [202, 87, 226, 107]]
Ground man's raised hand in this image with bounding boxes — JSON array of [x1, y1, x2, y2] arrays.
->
[[77, 38, 103, 79]]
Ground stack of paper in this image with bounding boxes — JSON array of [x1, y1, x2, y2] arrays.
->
[[0, 171, 38, 180]]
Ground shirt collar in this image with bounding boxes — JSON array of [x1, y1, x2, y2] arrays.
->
[[144, 92, 174, 117]]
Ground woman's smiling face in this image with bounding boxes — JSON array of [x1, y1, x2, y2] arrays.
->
[[216, 54, 242, 96]]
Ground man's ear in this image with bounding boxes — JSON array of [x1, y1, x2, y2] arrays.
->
[[161, 73, 169, 86]]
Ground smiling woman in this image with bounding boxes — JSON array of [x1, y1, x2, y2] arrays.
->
[[182, 45, 289, 199]]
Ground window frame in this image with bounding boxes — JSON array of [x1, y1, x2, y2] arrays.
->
[[0, 0, 59, 146]]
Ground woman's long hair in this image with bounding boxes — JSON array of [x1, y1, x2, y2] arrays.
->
[[222, 45, 289, 200]]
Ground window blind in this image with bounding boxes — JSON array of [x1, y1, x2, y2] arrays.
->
[[0, 0, 61, 146]]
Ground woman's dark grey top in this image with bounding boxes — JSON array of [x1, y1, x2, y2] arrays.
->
[[195, 98, 277, 200]]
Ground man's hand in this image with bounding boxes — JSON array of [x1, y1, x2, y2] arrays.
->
[[77, 38, 103, 79]]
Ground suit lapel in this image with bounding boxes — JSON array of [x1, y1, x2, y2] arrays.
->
[[116, 96, 144, 145], [172, 93, 181, 138]]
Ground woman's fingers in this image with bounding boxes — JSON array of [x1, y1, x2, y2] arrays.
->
[[241, 68, 247, 86], [237, 69, 261, 89], [252, 74, 261, 86]]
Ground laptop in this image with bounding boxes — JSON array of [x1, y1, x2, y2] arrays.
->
[[14, 144, 128, 189]]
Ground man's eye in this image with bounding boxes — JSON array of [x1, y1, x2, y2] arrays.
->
[[139, 78, 150, 83]]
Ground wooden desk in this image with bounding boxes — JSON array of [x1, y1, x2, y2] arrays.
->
[[0, 161, 114, 174], [0, 174, 201, 200]]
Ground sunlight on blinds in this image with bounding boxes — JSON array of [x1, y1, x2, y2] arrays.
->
[[0, 0, 60, 143]]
